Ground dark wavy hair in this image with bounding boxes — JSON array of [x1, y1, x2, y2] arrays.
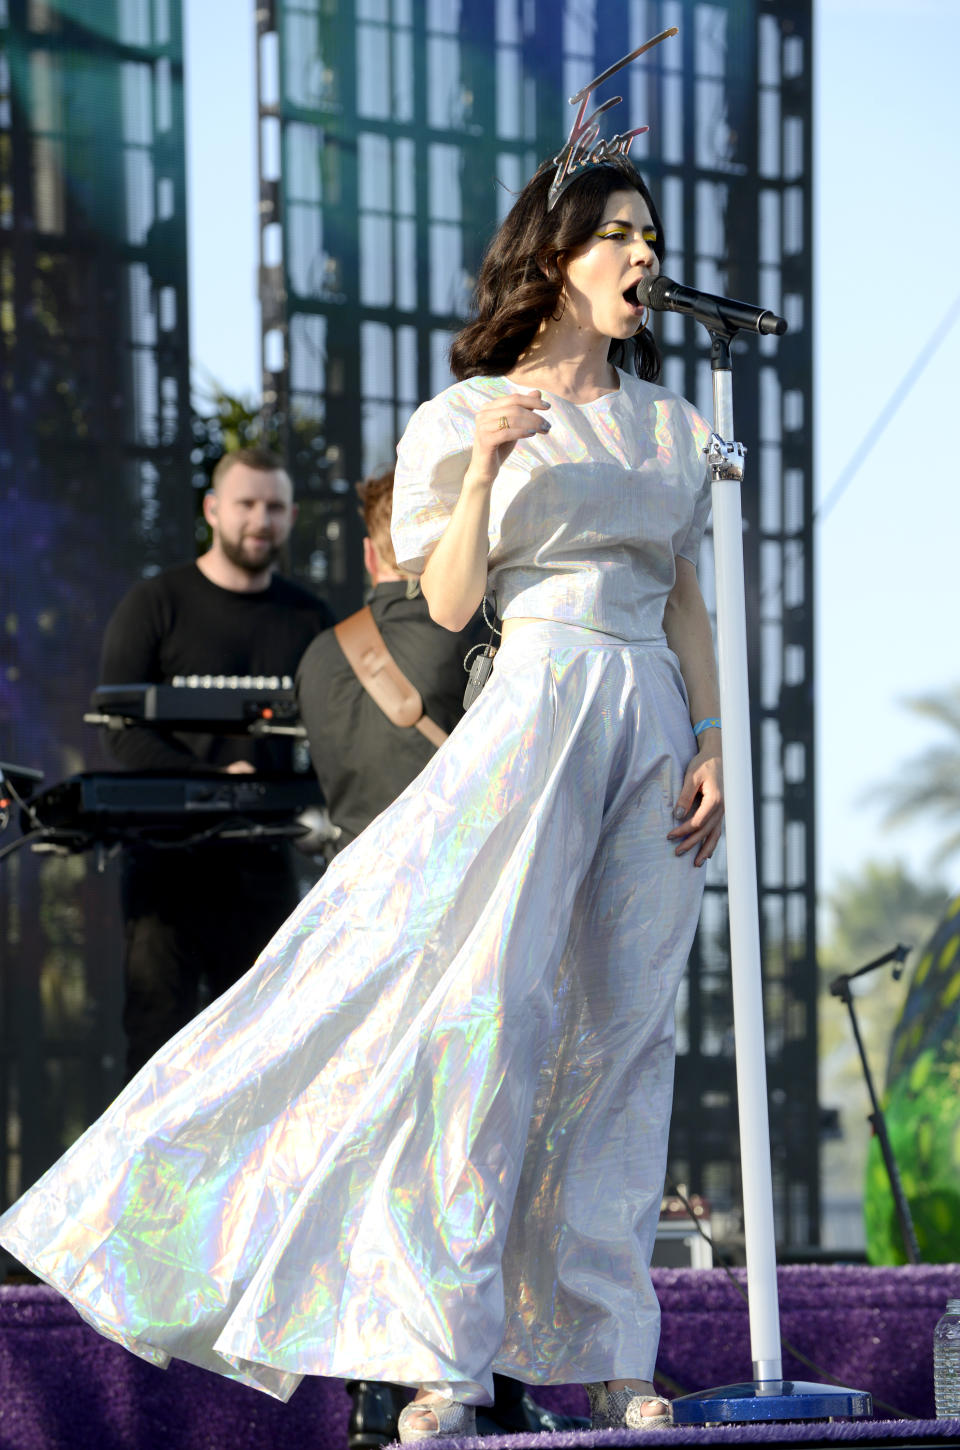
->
[[449, 155, 665, 383]]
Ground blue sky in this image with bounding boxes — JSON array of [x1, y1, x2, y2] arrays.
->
[[183, 0, 960, 904], [813, 0, 959, 899]]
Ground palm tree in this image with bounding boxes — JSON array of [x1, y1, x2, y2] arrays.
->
[[822, 859, 951, 975], [880, 687, 960, 860]]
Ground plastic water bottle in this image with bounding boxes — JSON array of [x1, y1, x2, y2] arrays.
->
[[934, 1299, 960, 1416]]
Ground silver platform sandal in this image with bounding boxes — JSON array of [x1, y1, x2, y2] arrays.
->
[[397, 1397, 477, 1443], [586, 1381, 672, 1432]]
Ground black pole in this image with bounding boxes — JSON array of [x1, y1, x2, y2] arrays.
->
[[829, 946, 922, 1264]]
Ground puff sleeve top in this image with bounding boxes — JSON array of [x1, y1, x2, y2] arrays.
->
[[392, 368, 712, 643]]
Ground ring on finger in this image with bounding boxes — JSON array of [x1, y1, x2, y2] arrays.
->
[[497, 415, 510, 430]]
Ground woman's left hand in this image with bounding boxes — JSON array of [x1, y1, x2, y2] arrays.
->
[[667, 749, 724, 867]]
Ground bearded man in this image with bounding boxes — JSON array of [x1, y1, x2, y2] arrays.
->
[[99, 448, 334, 1079]]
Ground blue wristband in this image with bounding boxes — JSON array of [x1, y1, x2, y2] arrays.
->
[[693, 717, 721, 736]]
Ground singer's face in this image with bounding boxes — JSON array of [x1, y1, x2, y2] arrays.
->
[[558, 189, 660, 341]]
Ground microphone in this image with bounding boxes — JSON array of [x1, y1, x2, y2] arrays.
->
[[637, 274, 788, 336]]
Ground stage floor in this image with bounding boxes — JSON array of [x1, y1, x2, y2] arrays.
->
[[2, 1265, 960, 1449]]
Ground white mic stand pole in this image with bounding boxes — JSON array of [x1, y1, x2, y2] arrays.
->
[[671, 322, 872, 1425]]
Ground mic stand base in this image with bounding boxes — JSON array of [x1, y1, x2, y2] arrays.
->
[[671, 1379, 873, 1425]]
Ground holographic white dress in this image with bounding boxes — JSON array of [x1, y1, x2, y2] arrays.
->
[[0, 368, 713, 1405]]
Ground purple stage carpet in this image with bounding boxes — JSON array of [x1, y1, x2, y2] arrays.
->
[[2, 1265, 959, 1449]]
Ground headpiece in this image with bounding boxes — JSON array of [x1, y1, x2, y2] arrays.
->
[[547, 27, 678, 211]]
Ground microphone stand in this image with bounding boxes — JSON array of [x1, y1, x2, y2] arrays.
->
[[829, 944, 921, 1265], [670, 317, 872, 1425]]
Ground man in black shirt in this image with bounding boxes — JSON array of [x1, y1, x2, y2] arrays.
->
[[100, 447, 334, 1078], [296, 472, 585, 1445]]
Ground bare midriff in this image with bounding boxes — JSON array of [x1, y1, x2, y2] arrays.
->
[[500, 616, 542, 641]]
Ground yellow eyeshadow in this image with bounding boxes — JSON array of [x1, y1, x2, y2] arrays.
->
[[595, 227, 659, 243]]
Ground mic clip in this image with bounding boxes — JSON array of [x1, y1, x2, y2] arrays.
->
[[705, 433, 747, 483]]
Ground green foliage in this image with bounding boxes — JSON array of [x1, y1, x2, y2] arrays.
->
[[190, 383, 276, 487], [857, 892, 960, 1263], [864, 1041, 960, 1264], [886, 896, 960, 1084], [818, 860, 951, 1248], [820, 683, 960, 1254], [190, 377, 329, 486]]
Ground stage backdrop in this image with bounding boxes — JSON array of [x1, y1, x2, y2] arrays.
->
[[0, 0, 193, 1215], [0, 0, 818, 1260]]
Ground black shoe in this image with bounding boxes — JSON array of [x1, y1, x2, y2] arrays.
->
[[346, 1380, 409, 1450], [477, 1387, 590, 1435]]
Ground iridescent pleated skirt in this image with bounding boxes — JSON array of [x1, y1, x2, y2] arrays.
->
[[0, 622, 705, 1403]]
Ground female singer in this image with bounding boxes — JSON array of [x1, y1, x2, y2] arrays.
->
[[0, 152, 722, 1440]]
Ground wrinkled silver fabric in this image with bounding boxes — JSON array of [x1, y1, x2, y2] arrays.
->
[[0, 374, 711, 1405]]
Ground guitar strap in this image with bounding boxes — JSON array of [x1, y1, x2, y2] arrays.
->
[[333, 607, 448, 749]]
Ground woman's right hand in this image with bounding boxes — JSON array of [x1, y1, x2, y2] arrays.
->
[[422, 390, 550, 630], [468, 391, 551, 486]]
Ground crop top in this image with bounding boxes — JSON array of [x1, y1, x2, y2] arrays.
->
[[392, 368, 712, 643]]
